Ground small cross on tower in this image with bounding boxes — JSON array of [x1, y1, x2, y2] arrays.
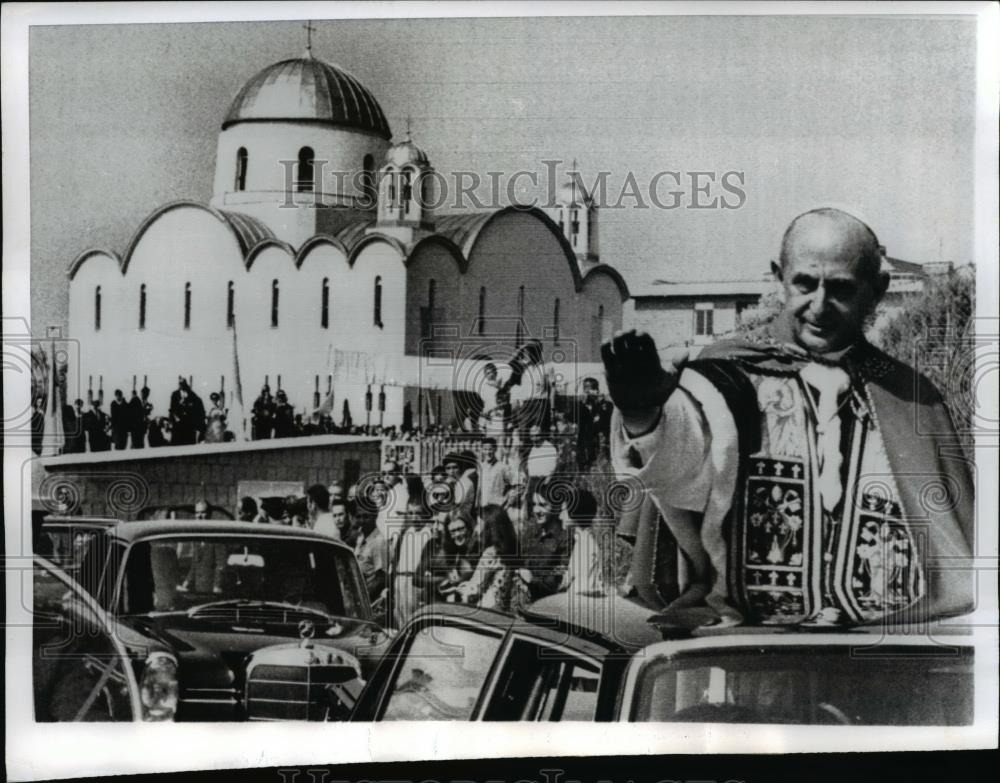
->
[[303, 20, 317, 54]]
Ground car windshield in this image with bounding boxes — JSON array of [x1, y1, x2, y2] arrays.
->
[[630, 645, 974, 726], [120, 536, 366, 621]]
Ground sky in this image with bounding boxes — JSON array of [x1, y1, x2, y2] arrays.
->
[[27, 13, 978, 332]]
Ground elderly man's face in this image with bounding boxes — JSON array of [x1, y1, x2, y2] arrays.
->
[[779, 218, 885, 355]]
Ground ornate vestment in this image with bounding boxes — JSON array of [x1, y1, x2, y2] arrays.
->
[[613, 322, 975, 626]]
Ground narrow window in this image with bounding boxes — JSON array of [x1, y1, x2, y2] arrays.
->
[[557, 208, 565, 232], [402, 169, 413, 216], [183, 282, 192, 329], [226, 281, 235, 328], [374, 276, 383, 327], [95, 286, 102, 331], [516, 285, 525, 346], [271, 280, 279, 327], [235, 147, 248, 191], [297, 146, 314, 193], [138, 284, 146, 330], [321, 278, 330, 329], [553, 298, 560, 342], [387, 168, 396, 209], [362, 154, 375, 206], [571, 209, 580, 247], [478, 287, 486, 335], [428, 279, 436, 312]]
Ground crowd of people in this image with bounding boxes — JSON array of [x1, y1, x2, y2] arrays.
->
[[212, 440, 613, 630]]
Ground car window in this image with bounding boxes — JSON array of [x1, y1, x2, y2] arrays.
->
[[119, 536, 365, 620], [483, 638, 601, 721], [380, 624, 503, 721], [629, 646, 975, 725], [76, 532, 111, 602], [33, 559, 139, 722]]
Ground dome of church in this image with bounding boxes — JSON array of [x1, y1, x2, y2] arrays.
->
[[222, 55, 392, 140], [384, 136, 429, 168]]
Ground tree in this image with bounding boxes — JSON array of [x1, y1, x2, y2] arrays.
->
[[873, 266, 975, 453]]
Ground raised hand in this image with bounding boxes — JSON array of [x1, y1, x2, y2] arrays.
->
[[601, 330, 687, 433]]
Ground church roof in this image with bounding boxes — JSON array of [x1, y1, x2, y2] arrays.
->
[[433, 212, 496, 255], [222, 56, 392, 140], [217, 209, 277, 255]]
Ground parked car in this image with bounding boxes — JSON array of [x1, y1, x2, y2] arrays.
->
[[70, 519, 391, 721], [352, 593, 975, 725], [33, 554, 170, 722]]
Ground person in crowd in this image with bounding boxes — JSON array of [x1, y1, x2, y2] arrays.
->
[[169, 379, 205, 445], [354, 511, 389, 619], [237, 496, 258, 523], [523, 423, 559, 479], [127, 388, 146, 448], [109, 389, 129, 450], [307, 484, 338, 538], [251, 385, 275, 440], [559, 488, 608, 596], [83, 397, 111, 452], [442, 451, 478, 521], [255, 497, 285, 525], [478, 436, 515, 508], [327, 482, 345, 506], [207, 392, 227, 427], [376, 459, 410, 537], [456, 505, 530, 613], [284, 496, 310, 528], [603, 207, 974, 627], [416, 511, 478, 605], [575, 377, 613, 469], [345, 484, 359, 520], [178, 501, 223, 594], [520, 478, 571, 601], [330, 501, 356, 548], [147, 416, 170, 447], [390, 486, 437, 627], [62, 398, 86, 454], [273, 389, 295, 438]]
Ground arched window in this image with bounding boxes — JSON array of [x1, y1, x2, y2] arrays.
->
[[183, 282, 192, 329], [271, 280, 279, 327], [362, 154, 376, 206], [321, 278, 330, 329], [387, 167, 396, 209], [139, 284, 146, 330], [402, 169, 413, 216], [478, 287, 486, 335], [296, 146, 314, 192], [373, 276, 383, 327], [235, 147, 248, 191], [226, 281, 235, 328], [553, 298, 560, 342], [94, 286, 102, 331]]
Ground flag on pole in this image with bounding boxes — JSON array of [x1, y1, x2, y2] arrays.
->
[[41, 339, 65, 457], [231, 315, 248, 441]]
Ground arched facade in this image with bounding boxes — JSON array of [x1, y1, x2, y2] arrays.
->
[[65, 54, 629, 430]]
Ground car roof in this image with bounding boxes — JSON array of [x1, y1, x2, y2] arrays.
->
[[42, 515, 121, 526], [106, 518, 353, 551], [408, 600, 651, 657]]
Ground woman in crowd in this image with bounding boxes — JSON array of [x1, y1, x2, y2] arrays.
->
[[456, 505, 530, 614], [415, 511, 477, 604]]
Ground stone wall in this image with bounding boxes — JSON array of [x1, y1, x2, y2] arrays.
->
[[35, 434, 381, 520]]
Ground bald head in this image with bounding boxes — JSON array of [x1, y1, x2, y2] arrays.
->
[[779, 208, 883, 282], [774, 208, 889, 355]]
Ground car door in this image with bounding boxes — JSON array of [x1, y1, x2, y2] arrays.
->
[[479, 634, 602, 721], [354, 616, 507, 721], [32, 556, 142, 722]]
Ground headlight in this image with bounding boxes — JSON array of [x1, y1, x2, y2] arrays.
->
[[140, 651, 179, 721]]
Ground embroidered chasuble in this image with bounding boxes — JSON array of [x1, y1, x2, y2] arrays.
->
[[612, 323, 974, 627]]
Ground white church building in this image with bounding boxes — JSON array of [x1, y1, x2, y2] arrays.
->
[[66, 52, 628, 430]]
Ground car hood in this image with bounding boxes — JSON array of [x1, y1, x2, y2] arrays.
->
[[126, 614, 385, 689]]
